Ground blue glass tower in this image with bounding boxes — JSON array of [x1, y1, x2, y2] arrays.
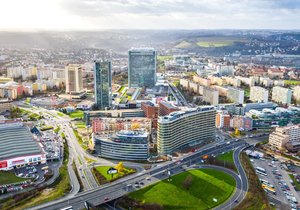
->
[[94, 61, 112, 110], [128, 48, 157, 88]]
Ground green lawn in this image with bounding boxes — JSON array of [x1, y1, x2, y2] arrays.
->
[[217, 151, 234, 164], [73, 129, 88, 150], [284, 80, 300, 85], [175, 41, 193, 48], [118, 86, 125, 93], [289, 174, 300, 191], [75, 121, 86, 129], [157, 55, 173, 62], [53, 126, 60, 134], [94, 166, 135, 181], [68, 110, 84, 119], [197, 41, 234, 47], [129, 168, 236, 210], [0, 171, 30, 185], [57, 112, 65, 117]]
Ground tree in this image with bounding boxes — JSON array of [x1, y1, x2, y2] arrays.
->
[[234, 128, 240, 136], [115, 162, 125, 173], [182, 175, 193, 190]]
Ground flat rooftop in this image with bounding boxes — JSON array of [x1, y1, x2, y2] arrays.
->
[[0, 125, 42, 161], [159, 106, 215, 123]]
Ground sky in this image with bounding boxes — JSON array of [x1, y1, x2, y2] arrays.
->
[[0, 0, 300, 30]]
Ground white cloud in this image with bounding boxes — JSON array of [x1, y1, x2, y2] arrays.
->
[[0, 0, 299, 30]]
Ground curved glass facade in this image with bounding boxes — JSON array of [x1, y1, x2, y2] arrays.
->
[[157, 107, 216, 155], [94, 131, 149, 160]]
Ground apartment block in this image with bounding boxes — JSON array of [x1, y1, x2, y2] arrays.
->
[[250, 86, 269, 103]]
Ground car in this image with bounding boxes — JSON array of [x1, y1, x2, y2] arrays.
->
[[104, 197, 110, 201], [226, 141, 230, 144], [139, 182, 144, 185]]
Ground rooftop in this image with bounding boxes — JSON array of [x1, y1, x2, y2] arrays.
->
[[0, 125, 42, 161], [159, 100, 179, 110], [159, 106, 215, 123]]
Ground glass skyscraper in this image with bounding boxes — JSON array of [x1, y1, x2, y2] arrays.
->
[[128, 48, 157, 88], [94, 61, 112, 110]]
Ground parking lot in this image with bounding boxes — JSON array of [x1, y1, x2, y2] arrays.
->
[[250, 155, 300, 209]]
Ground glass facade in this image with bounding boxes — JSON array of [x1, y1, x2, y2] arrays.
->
[[128, 48, 157, 88], [94, 131, 149, 160], [94, 61, 112, 110]]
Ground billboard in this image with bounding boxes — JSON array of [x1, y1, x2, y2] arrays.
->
[[0, 161, 8, 169]]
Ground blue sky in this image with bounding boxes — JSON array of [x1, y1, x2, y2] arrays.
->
[[0, 0, 300, 30]]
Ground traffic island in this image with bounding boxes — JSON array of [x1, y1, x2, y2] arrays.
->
[[92, 163, 136, 185], [120, 168, 236, 210]]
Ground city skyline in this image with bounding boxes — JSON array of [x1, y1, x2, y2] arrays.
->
[[0, 0, 300, 31]]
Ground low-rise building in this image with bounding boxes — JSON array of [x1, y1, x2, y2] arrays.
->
[[94, 130, 149, 160], [215, 111, 230, 130], [269, 124, 300, 150], [84, 109, 145, 125], [0, 120, 46, 170], [158, 101, 180, 116], [141, 101, 158, 128], [92, 117, 152, 133], [193, 76, 211, 87], [0, 98, 12, 113]]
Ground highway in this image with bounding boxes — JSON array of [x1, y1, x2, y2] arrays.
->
[[31, 140, 250, 210], [168, 82, 190, 107]]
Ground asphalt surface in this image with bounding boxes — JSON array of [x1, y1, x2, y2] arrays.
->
[[30, 140, 249, 210]]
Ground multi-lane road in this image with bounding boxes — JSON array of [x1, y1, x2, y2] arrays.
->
[[31, 140, 250, 210], [17, 103, 252, 210]]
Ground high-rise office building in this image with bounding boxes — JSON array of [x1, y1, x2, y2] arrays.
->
[[65, 64, 83, 93], [157, 106, 215, 155], [128, 48, 157, 88], [94, 61, 112, 110]]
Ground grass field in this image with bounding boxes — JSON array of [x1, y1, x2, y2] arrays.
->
[[157, 55, 173, 62], [175, 40, 193, 48], [0, 171, 30, 185], [57, 112, 65, 117], [217, 151, 234, 164], [197, 41, 234, 47], [68, 110, 84, 119], [289, 174, 300, 191], [129, 168, 236, 210], [94, 166, 135, 181], [75, 121, 86, 129], [284, 80, 300, 85]]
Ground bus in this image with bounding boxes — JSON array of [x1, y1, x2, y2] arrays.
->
[[256, 167, 266, 173], [262, 184, 276, 195], [259, 179, 274, 188], [256, 170, 267, 176], [60, 206, 73, 210], [41, 166, 49, 171]]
